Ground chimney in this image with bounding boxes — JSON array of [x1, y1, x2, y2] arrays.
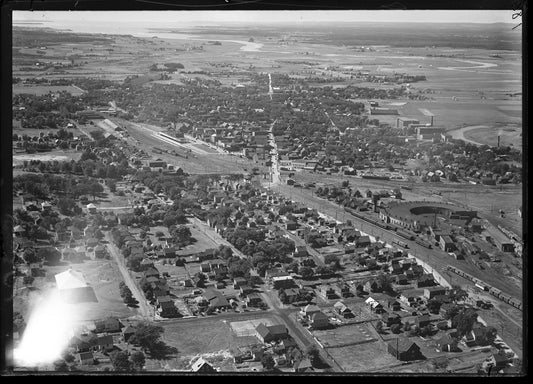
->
[[430, 116, 434, 126], [497, 135, 500, 147]]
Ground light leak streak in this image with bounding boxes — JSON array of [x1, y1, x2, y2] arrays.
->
[[14, 289, 80, 367]]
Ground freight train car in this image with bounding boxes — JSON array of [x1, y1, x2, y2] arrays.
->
[[415, 238, 433, 249], [397, 229, 415, 241]]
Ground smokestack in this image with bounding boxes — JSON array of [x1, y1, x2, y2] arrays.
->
[[497, 135, 500, 147], [430, 116, 434, 126]]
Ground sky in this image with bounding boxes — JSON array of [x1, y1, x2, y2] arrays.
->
[[13, 10, 519, 25]]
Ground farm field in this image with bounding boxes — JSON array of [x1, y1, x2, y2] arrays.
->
[[391, 99, 522, 129], [12, 84, 86, 96]]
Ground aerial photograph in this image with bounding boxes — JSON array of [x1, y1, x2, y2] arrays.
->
[[6, 9, 524, 375]]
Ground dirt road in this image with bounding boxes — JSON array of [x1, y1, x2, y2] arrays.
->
[[105, 233, 153, 320]]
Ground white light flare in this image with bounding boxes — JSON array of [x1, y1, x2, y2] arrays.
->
[[14, 289, 79, 367]]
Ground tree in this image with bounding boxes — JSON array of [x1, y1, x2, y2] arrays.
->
[[261, 354, 276, 371], [13, 312, 26, 334], [299, 266, 314, 279], [170, 225, 192, 245], [444, 304, 461, 320], [89, 130, 105, 142], [376, 272, 394, 293], [248, 275, 262, 286], [391, 324, 402, 334], [23, 248, 40, 264], [57, 198, 76, 215], [53, 359, 69, 372], [62, 351, 75, 363], [130, 351, 146, 371], [38, 247, 61, 265], [427, 298, 442, 314], [110, 350, 132, 372], [420, 324, 433, 337], [375, 321, 384, 334], [454, 309, 478, 337], [128, 322, 164, 353], [126, 255, 143, 272], [483, 326, 498, 345], [228, 259, 252, 279], [324, 254, 340, 267], [315, 266, 333, 276], [305, 345, 320, 366]]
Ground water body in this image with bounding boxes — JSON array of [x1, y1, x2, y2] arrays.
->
[[437, 59, 498, 71], [13, 20, 264, 51]]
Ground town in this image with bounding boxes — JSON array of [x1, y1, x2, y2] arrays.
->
[[9, 12, 523, 375]]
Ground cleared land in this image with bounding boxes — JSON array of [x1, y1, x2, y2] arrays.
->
[[325, 341, 398, 372], [146, 317, 263, 371], [176, 223, 221, 256], [13, 150, 82, 165], [14, 258, 137, 323], [313, 323, 377, 348], [230, 318, 276, 337], [12, 84, 86, 96]]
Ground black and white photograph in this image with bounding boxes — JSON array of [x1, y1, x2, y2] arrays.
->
[[1, 2, 525, 376]]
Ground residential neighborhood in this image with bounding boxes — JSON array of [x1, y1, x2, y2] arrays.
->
[[7, 10, 523, 376]]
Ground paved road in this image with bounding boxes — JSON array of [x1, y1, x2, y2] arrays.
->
[[105, 233, 153, 320], [189, 217, 247, 259], [273, 182, 522, 298], [260, 288, 343, 372], [268, 183, 523, 353], [283, 231, 325, 267]]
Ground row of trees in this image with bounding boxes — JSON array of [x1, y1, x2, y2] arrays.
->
[[119, 281, 138, 307]]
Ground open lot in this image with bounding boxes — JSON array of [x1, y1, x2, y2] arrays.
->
[[230, 318, 277, 337], [313, 322, 377, 348], [14, 257, 137, 323], [176, 223, 221, 256], [145, 317, 262, 371], [325, 340, 398, 372], [13, 150, 82, 166], [12, 84, 86, 96]]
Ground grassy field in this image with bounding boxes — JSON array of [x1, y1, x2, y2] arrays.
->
[[462, 126, 522, 149], [377, 349, 493, 374], [13, 150, 82, 166], [176, 223, 221, 256], [14, 257, 137, 325], [145, 318, 260, 371], [313, 322, 377, 348], [12, 84, 86, 96], [325, 340, 399, 372]]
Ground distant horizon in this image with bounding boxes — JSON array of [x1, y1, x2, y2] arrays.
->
[[13, 10, 520, 25]]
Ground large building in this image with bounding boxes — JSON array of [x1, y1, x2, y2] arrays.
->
[[55, 268, 97, 303], [396, 117, 420, 130], [379, 201, 477, 232], [370, 107, 399, 115], [414, 125, 446, 140]]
